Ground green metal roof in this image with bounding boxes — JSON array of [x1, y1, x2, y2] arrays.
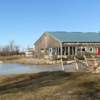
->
[[47, 31, 100, 42]]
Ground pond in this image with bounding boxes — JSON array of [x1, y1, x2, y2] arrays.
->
[[0, 63, 84, 75]]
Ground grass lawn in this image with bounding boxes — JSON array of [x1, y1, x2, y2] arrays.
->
[[0, 71, 100, 100], [0, 56, 22, 61]]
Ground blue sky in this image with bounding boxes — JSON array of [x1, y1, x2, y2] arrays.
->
[[0, 0, 100, 50]]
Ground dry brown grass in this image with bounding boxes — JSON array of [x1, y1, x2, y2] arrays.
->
[[0, 56, 22, 61], [0, 71, 100, 100]]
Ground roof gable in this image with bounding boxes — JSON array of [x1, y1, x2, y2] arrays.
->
[[34, 32, 46, 45]]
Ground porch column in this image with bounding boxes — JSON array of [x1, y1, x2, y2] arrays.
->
[[75, 47, 78, 55], [68, 47, 70, 55], [72, 47, 74, 55], [58, 47, 59, 55], [65, 47, 66, 55], [55, 47, 57, 55], [61, 43, 63, 57]]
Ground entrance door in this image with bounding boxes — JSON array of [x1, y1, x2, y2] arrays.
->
[[90, 47, 93, 53], [49, 48, 52, 58]]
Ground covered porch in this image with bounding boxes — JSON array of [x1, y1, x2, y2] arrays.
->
[[43, 46, 80, 58]]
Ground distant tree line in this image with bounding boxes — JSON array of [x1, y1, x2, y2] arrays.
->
[[0, 40, 22, 56]]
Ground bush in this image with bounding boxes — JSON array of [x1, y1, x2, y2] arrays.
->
[[74, 55, 84, 60], [52, 55, 58, 60], [85, 52, 97, 57], [61, 58, 68, 61], [61, 55, 73, 61], [67, 55, 73, 60]]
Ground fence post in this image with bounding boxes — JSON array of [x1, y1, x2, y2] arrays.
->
[[74, 57, 78, 70], [91, 55, 98, 66], [61, 59, 64, 70], [84, 55, 89, 67]]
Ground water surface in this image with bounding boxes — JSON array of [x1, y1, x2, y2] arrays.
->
[[0, 63, 84, 75]]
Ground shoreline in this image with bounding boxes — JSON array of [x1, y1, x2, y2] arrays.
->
[[0, 68, 92, 76], [1, 58, 97, 68], [3, 61, 77, 66], [2, 58, 63, 65]]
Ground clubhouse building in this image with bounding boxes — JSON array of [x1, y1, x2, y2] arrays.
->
[[34, 31, 100, 58]]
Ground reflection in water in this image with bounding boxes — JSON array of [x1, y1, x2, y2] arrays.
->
[[0, 63, 84, 75]]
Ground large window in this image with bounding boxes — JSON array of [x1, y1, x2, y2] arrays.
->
[[66, 47, 68, 55], [59, 48, 61, 55], [73, 47, 75, 55], [52, 48, 56, 55], [62, 47, 65, 55], [78, 46, 86, 52], [70, 47, 72, 55]]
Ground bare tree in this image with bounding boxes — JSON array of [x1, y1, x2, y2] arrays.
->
[[9, 40, 15, 55], [0, 40, 22, 57], [22, 47, 25, 58], [0, 46, 3, 52], [3, 45, 10, 60], [22, 47, 24, 52], [0, 46, 2, 51], [15, 45, 21, 55], [0, 46, 3, 56]]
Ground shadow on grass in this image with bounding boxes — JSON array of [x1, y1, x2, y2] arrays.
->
[[73, 81, 100, 99], [0, 71, 82, 94]]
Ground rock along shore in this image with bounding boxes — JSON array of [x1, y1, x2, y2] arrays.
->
[[3, 58, 62, 65]]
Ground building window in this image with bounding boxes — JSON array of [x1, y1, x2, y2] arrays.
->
[[78, 46, 86, 52], [41, 49, 44, 54], [62, 47, 65, 55], [59, 48, 61, 55], [73, 47, 75, 55], [70, 47, 72, 55], [52, 48, 56, 55], [66, 47, 68, 55], [78, 47, 81, 52], [82, 48, 85, 51]]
